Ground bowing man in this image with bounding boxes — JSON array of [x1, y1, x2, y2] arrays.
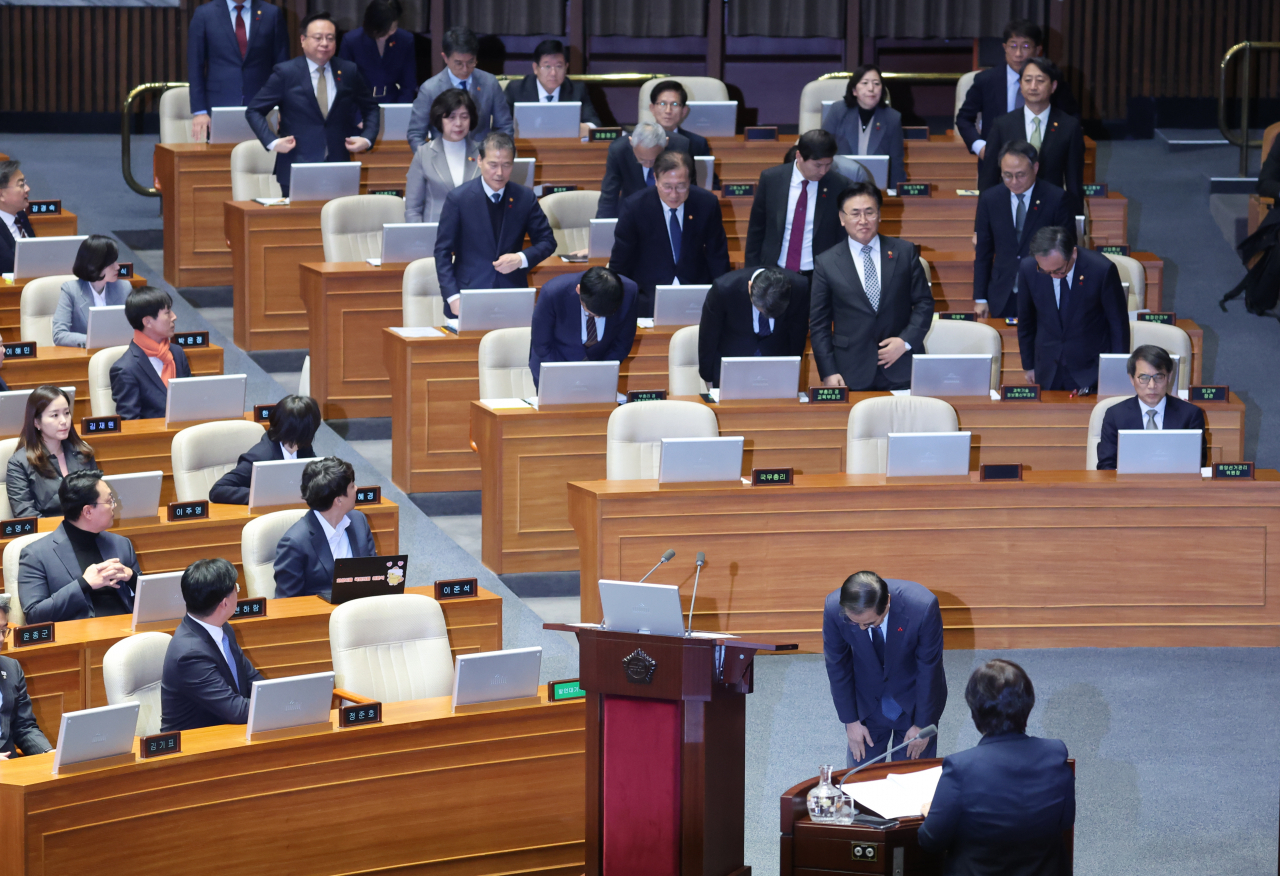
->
[[529, 266, 638, 388], [209, 394, 321, 504], [273, 457, 377, 599], [697, 267, 811, 388], [596, 121, 688, 220], [1096, 345, 1206, 470], [109, 286, 192, 421]]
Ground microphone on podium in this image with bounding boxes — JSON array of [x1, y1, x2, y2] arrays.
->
[[839, 724, 938, 788], [685, 551, 706, 635], [638, 549, 676, 583]]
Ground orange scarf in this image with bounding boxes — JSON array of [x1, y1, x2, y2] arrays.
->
[[132, 330, 176, 386]]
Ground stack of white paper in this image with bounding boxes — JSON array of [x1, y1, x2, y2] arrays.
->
[[843, 765, 942, 819], [389, 326, 445, 338]]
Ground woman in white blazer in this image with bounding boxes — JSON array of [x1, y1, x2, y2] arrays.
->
[[404, 88, 482, 223], [53, 235, 130, 348]]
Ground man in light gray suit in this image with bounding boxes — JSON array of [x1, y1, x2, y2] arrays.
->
[[406, 26, 513, 152]]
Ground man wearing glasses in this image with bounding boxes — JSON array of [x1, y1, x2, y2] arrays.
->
[[503, 39, 601, 139], [0, 160, 34, 276], [647, 80, 708, 164], [0, 594, 54, 758], [16, 470, 138, 624], [1095, 345, 1206, 470]]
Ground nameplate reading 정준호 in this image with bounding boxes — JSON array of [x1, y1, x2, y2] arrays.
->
[[354, 485, 381, 505], [808, 385, 848, 403], [116, 262, 134, 279], [722, 182, 756, 198], [590, 127, 623, 142], [3, 341, 36, 359], [548, 679, 586, 702], [340, 702, 383, 727], [752, 467, 794, 486], [173, 331, 209, 348], [253, 403, 276, 422], [1212, 462, 1254, 479], [744, 126, 778, 141], [1, 516, 38, 537], [1137, 312, 1176, 325], [980, 463, 1023, 481], [898, 183, 931, 197], [939, 312, 976, 321], [1083, 183, 1109, 197], [1190, 385, 1229, 402], [139, 731, 181, 759], [434, 578, 478, 600], [232, 597, 267, 619], [1001, 385, 1041, 400], [627, 389, 667, 403], [13, 622, 54, 647], [167, 500, 208, 522]]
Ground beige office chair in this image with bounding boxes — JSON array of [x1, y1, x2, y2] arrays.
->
[[329, 593, 454, 703], [668, 325, 708, 396], [954, 70, 980, 129], [477, 327, 535, 399], [402, 257, 445, 328], [0, 437, 18, 521], [230, 140, 281, 201], [240, 508, 309, 599], [19, 275, 72, 348], [798, 78, 849, 134], [1086, 394, 1132, 469], [1102, 252, 1146, 311], [923, 315, 1002, 391], [171, 419, 268, 502], [159, 86, 194, 145], [846, 396, 959, 474], [103, 632, 172, 736], [605, 400, 719, 479], [88, 345, 130, 416], [298, 355, 311, 398], [638, 77, 730, 126], [1130, 321, 1193, 391], [2, 532, 47, 626], [919, 255, 932, 285], [540, 191, 602, 256], [320, 194, 406, 262]]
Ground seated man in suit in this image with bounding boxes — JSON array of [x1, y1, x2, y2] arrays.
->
[[529, 266, 638, 388], [0, 159, 34, 276], [648, 80, 709, 162], [596, 121, 688, 220], [743, 129, 853, 273], [0, 594, 54, 757], [610, 150, 730, 318], [1096, 344, 1206, 470], [209, 394, 321, 504], [109, 286, 192, 420], [161, 558, 265, 732], [186, 0, 290, 142], [698, 266, 810, 388], [17, 470, 139, 624], [1017, 225, 1128, 392], [503, 39, 601, 139], [407, 25, 513, 150], [273, 457, 377, 598], [245, 12, 380, 197], [434, 131, 557, 320], [973, 140, 1073, 319], [810, 182, 933, 391]]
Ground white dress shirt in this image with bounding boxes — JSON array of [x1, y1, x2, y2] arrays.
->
[[580, 306, 606, 344], [189, 614, 238, 676], [777, 162, 818, 271], [1052, 263, 1075, 308], [664, 202, 684, 285], [442, 136, 467, 186], [313, 509, 353, 561], [280, 443, 298, 460], [148, 356, 165, 379], [536, 81, 561, 102], [1138, 395, 1168, 430], [1024, 104, 1051, 144], [974, 184, 1036, 305], [90, 283, 108, 308], [446, 69, 471, 91], [867, 608, 890, 643], [0, 209, 24, 242]]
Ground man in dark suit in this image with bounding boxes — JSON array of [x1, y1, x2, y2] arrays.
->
[[1017, 226, 1129, 392], [973, 140, 1073, 319], [407, 26, 513, 150], [1096, 345, 1206, 470], [245, 12, 380, 196], [17, 470, 139, 624], [503, 39, 602, 139], [0, 595, 54, 757], [274, 457, 377, 599], [648, 80, 710, 162], [434, 131, 557, 319], [610, 150, 730, 319], [0, 160, 34, 276], [595, 121, 690, 220], [187, 0, 290, 142], [698, 267, 810, 388], [743, 129, 852, 273], [810, 182, 934, 391], [529, 266, 638, 388], [161, 558, 265, 732], [109, 286, 193, 420], [209, 394, 320, 504], [823, 571, 946, 766]]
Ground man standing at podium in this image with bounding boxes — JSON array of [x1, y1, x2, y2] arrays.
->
[[823, 571, 946, 767]]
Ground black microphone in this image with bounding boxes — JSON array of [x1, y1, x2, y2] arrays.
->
[[839, 724, 938, 787], [685, 551, 706, 635], [637, 549, 675, 583]]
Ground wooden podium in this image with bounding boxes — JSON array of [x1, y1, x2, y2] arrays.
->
[[548, 624, 795, 876]]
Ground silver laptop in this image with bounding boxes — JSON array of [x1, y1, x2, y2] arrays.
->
[[653, 284, 711, 326], [86, 305, 133, 349], [538, 360, 620, 405], [1116, 429, 1203, 474], [245, 671, 335, 740], [103, 470, 163, 520], [1098, 353, 1180, 397], [0, 386, 75, 437], [588, 218, 617, 258], [658, 436, 744, 483], [51, 702, 140, 774], [247, 457, 310, 509], [381, 222, 438, 264], [911, 354, 993, 397], [12, 235, 87, 279], [718, 355, 801, 400], [835, 155, 888, 190], [885, 431, 972, 477], [598, 579, 686, 636], [379, 103, 413, 141], [683, 101, 737, 137], [452, 647, 543, 709], [456, 288, 535, 332], [131, 571, 186, 630], [514, 101, 581, 138], [208, 106, 255, 144], [288, 162, 362, 203], [166, 374, 247, 425], [512, 157, 536, 189]]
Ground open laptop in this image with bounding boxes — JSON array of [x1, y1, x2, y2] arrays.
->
[[52, 702, 140, 773], [514, 101, 581, 138], [718, 356, 801, 400], [452, 647, 542, 709], [321, 554, 408, 604], [288, 162, 361, 203], [103, 470, 163, 520], [165, 374, 247, 425], [247, 457, 310, 509], [454, 288, 535, 332], [131, 571, 186, 630], [885, 432, 972, 477], [12, 235, 87, 279], [380, 222, 438, 264], [834, 155, 889, 190], [683, 101, 737, 137], [1098, 353, 1180, 397], [86, 305, 133, 349], [658, 436, 744, 483], [0, 386, 75, 437], [208, 106, 255, 144], [245, 672, 335, 740], [537, 360, 620, 405], [910, 354, 993, 397], [653, 284, 711, 326], [588, 218, 617, 258], [1116, 429, 1203, 474], [598, 579, 686, 635], [379, 103, 413, 141]]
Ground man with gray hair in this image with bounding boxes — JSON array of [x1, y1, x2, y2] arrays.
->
[[596, 120, 690, 219], [0, 159, 35, 275], [0, 594, 54, 757]]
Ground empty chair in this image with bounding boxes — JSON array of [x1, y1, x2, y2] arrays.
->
[[0, 436, 18, 520], [230, 139, 281, 201], [1, 532, 47, 626], [798, 77, 850, 134], [402, 257, 445, 328], [846, 396, 960, 474], [240, 508, 309, 599], [159, 86, 194, 145], [88, 345, 130, 416], [606, 400, 719, 479], [1086, 394, 1131, 470], [19, 275, 71, 349], [478, 327, 535, 399], [539, 190, 602, 256], [171, 419, 271, 502], [638, 76, 730, 126], [1102, 252, 1146, 311], [1130, 321, 1193, 391], [320, 194, 406, 262], [103, 631, 172, 736], [922, 316, 1002, 391], [329, 593, 454, 703], [668, 325, 708, 396]]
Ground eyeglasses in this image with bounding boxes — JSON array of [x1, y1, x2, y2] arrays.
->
[[1005, 40, 1036, 51], [3, 179, 28, 191], [1035, 263, 1072, 278], [537, 63, 567, 73], [653, 101, 685, 110], [841, 208, 879, 220], [304, 33, 337, 43], [657, 183, 690, 194], [93, 495, 119, 508], [1135, 373, 1169, 385], [0, 625, 10, 639], [1001, 171, 1033, 182]]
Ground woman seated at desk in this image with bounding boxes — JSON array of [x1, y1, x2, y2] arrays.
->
[[404, 88, 481, 223], [822, 64, 907, 189], [53, 234, 130, 348], [209, 394, 320, 505], [6, 385, 96, 518]]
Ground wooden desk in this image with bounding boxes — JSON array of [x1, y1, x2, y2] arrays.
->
[[570, 470, 1280, 651], [903, 133, 1096, 186], [28, 209, 77, 237], [0, 274, 149, 343], [0, 688, 583, 876], [225, 200, 323, 351], [1248, 194, 1274, 236], [925, 250, 1163, 312]]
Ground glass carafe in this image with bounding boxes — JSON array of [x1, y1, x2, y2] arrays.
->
[[806, 764, 843, 823]]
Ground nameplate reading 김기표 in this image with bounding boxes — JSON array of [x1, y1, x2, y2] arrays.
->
[[3, 341, 36, 359], [1137, 312, 1176, 325], [1191, 385, 1229, 402], [627, 389, 667, 403], [1, 516, 37, 537], [139, 731, 181, 759], [232, 597, 267, 619], [898, 183, 931, 197], [253, 403, 276, 422], [340, 702, 383, 727], [1212, 462, 1254, 479], [939, 312, 976, 321], [809, 385, 848, 403], [354, 485, 382, 505], [81, 415, 122, 435], [434, 578, 478, 600], [752, 467, 794, 486], [26, 199, 61, 215], [13, 622, 54, 647], [167, 500, 208, 522], [722, 182, 756, 198], [173, 331, 209, 348], [590, 128, 623, 143], [1001, 385, 1041, 400], [548, 679, 586, 702]]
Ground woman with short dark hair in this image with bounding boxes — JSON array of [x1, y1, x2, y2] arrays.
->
[[53, 234, 130, 348], [821, 64, 907, 187], [6, 385, 96, 517], [208, 394, 321, 505], [404, 88, 481, 223]]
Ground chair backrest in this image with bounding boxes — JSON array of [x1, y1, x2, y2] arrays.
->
[[846, 396, 960, 474], [922, 315, 1002, 390], [241, 508, 309, 599], [954, 70, 980, 127], [1087, 394, 1132, 469], [606, 400, 720, 479], [1130, 321, 1193, 391], [159, 87, 194, 145], [329, 593, 455, 703], [171, 419, 267, 502], [919, 255, 932, 285], [298, 355, 311, 398], [320, 195, 406, 262], [478, 327, 535, 399], [230, 139, 281, 201], [638, 77, 730, 126], [89, 345, 130, 416], [539, 190, 602, 256], [1103, 252, 1145, 311], [0, 437, 18, 521], [19, 275, 71, 349], [102, 631, 172, 736], [798, 78, 849, 134], [2, 532, 47, 626], [668, 325, 708, 396], [402, 257, 445, 327]]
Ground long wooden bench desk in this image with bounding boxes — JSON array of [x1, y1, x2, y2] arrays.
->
[[0, 273, 149, 343], [27, 210, 78, 237]]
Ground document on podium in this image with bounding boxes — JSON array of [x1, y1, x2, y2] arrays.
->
[[844, 765, 942, 819]]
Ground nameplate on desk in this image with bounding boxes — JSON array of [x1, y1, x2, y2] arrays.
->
[[1212, 462, 1254, 479], [1138, 311, 1175, 325], [253, 403, 276, 422], [808, 385, 848, 403], [751, 467, 794, 486], [27, 199, 61, 215], [3, 341, 36, 359], [167, 500, 208, 522], [232, 597, 267, 619], [590, 127, 623, 143], [722, 182, 756, 198], [1096, 244, 1130, 256], [354, 485, 382, 505], [173, 331, 209, 348], [1001, 385, 1040, 400], [627, 389, 667, 403], [939, 312, 976, 321], [548, 678, 586, 702], [139, 731, 181, 758], [744, 126, 778, 141], [116, 262, 134, 279], [1, 516, 37, 537], [339, 701, 383, 727], [13, 622, 54, 647], [367, 189, 403, 197], [898, 183, 931, 197], [980, 463, 1023, 481], [1083, 183, 1109, 197], [434, 577, 478, 600], [541, 184, 578, 196], [1190, 385, 1229, 402], [903, 127, 929, 141]]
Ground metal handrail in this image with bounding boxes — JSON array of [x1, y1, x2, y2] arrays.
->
[[1218, 41, 1280, 176], [122, 81, 187, 197]]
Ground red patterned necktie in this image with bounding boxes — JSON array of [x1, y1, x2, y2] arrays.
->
[[784, 182, 808, 271], [234, 5, 248, 58]]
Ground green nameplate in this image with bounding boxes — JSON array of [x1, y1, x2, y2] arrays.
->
[[752, 467, 794, 486], [723, 182, 756, 198], [627, 389, 667, 403], [1001, 385, 1040, 400], [368, 189, 403, 197], [590, 128, 623, 142], [1190, 385, 1229, 402], [809, 386, 848, 403], [898, 183, 931, 197], [1137, 312, 1175, 325], [1083, 183, 1109, 197], [1096, 244, 1130, 256], [940, 312, 976, 321], [548, 679, 586, 701], [1212, 462, 1253, 479], [543, 184, 577, 195]]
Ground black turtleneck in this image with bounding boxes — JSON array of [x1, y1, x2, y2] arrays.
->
[[63, 521, 132, 618], [857, 105, 876, 129]]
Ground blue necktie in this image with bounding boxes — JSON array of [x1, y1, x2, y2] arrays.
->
[[545, 94, 554, 102], [492, 193, 501, 204], [668, 207, 681, 264], [459, 79, 469, 92], [755, 314, 772, 356], [645, 167, 655, 186], [870, 625, 903, 720], [220, 632, 241, 691]]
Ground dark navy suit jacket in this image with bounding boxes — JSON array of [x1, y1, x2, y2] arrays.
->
[[208, 432, 316, 504], [919, 733, 1075, 876], [955, 64, 1081, 154], [596, 130, 691, 219], [822, 579, 946, 729], [109, 340, 193, 421], [529, 271, 639, 387], [160, 615, 264, 731], [337, 27, 417, 104], [187, 0, 289, 115], [697, 267, 811, 387], [0, 211, 35, 275], [1096, 394, 1206, 470], [973, 180, 1072, 317], [273, 509, 377, 598], [0, 656, 52, 756], [978, 108, 1085, 210]]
